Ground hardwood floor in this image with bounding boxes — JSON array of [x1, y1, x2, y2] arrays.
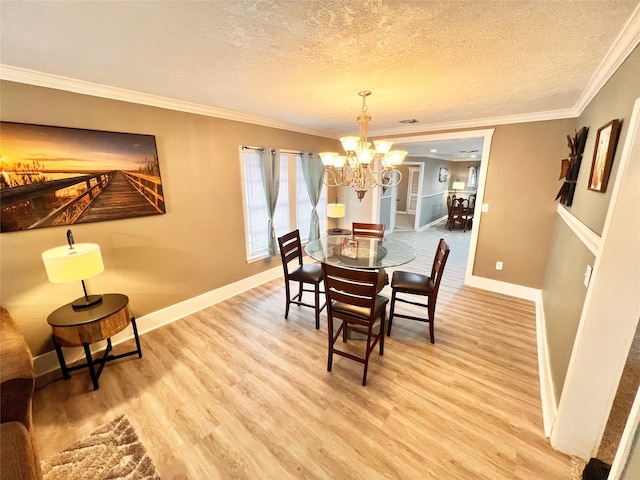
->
[[32, 221, 572, 479]]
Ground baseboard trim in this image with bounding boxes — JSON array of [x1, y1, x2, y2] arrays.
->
[[33, 265, 283, 377], [417, 215, 448, 232], [535, 292, 558, 437], [465, 274, 541, 301]]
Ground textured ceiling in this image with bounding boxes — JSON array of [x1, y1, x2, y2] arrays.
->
[[1, 0, 639, 139]]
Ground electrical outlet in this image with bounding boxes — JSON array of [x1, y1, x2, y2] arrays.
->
[[496, 261, 503, 271], [482, 203, 489, 213]]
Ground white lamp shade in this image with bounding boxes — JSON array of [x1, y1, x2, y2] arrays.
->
[[340, 136, 360, 152], [327, 203, 346, 219], [42, 243, 104, 283], [319, 152, 338, 166], [373, 140, 393, 154], [452, 181, 465, 190]]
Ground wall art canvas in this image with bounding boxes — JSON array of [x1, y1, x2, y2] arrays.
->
[[588, 119, 621, 193], [438, 167, 448, 182], [0, 122, 166, 233]]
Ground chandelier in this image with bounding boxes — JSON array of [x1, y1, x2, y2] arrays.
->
[[320, 91, 407, 201]]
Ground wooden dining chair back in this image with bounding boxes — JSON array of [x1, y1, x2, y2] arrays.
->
[[387, 238, 450, 343], [352, 222, 385, 239], [351, 222, 388, 292], [449, 198, 471, 231], [277, 230, 325, 329], [446, 195, 454, 229], [322, 263, 389, 386]]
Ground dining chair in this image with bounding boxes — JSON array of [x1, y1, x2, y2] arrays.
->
[[351, 222, 388, 292], [322, 263, 389, 386], [352, 222, 385, 238], [387, 238, 450, 343], [277, 230, 325, 329], [449, 198, 471, 231]]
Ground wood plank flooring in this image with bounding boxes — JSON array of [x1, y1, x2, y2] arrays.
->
[[32, 221, 572, 479]]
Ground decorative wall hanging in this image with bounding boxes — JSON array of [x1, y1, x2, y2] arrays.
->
[[588, 119, 621, 193], [467, 165, 478, 188], [555, 126, 589, 206], [0, 122, 165, 232], [438, 167, 448, 182]]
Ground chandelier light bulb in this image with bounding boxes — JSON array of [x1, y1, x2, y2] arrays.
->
[[373, 140, 393, 154], [340, 136, 360, 152], [320, 152, 337, 166]]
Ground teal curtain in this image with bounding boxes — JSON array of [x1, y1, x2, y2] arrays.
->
[[259, 148, 280, 256], [300, 152, 325, 242]]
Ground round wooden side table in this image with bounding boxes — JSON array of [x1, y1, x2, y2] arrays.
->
[[47, 293, 142, 390]]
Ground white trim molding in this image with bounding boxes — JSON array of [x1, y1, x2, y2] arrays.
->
[[574, 3, 640, 116], [0, 64, 333, 138], [535, 293, 558, 437], [556, 205, 602, 255]]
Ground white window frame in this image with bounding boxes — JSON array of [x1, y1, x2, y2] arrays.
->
[[240, 147, 327, 262]]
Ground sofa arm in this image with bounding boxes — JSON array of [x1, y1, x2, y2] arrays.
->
[[0, 307, 35, 432]]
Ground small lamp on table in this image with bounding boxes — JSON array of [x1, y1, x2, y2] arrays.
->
[[327, 199, 346, 234], [41, 229, 105, 310]]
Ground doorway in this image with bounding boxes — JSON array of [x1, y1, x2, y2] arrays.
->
[[376, 129, 494, 284]]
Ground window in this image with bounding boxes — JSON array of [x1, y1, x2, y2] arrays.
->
[[241, 148, 327, 261]]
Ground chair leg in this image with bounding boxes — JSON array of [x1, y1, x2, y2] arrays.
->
[[314, 282, 320, 329], [379, 310, 385, 355], [362, 347, 370, 386], [387, 290, 397, 336], [284, 281, 291, 319], [296, 281, 303, 302], [428, 300, 435, 344], [327, 319, 334, 372]]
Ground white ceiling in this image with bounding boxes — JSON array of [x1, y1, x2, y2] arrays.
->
[[1, 0, 639, 149]]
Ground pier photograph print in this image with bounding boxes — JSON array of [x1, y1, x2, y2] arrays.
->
[[0, 122, 166, 233]]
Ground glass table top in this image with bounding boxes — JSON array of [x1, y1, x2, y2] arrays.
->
[[305, 235, 417, 269]]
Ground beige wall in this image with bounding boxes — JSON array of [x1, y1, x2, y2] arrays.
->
[[473, 120, 576, 287], [0, 81, 339, 355]]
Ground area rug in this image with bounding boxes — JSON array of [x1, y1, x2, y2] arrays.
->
[[571, 456, 587, 480], [41, 414, 161, 480]]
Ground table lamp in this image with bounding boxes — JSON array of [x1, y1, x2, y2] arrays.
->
[[452, 180, 465, 194], [42, 229, 104, 310], [327, 198, 346, 234]]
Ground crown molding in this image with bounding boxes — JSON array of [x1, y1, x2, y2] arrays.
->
[[370, 108, 578, 137], [0, 64, 334, 138], [574, 3, 640, 116]]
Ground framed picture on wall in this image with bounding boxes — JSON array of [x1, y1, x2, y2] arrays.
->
[[588, 119, 621, 193], [438, 167, 448, 182], [468, 165, 478, 188], [0, 122, 166, 232]]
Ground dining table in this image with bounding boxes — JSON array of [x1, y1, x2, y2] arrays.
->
[[305, 234, 417, 269]]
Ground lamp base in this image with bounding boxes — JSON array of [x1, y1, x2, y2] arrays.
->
[[71, 294, 103, 310]]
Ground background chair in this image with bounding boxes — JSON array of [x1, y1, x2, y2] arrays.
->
[[449, 198, 471, 231], [352, 222, 385, 238], [387, 238, 450, 343], [277, 230, 325, 329], [322, 263, 388, 386], [351, 222, 388, 292]]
